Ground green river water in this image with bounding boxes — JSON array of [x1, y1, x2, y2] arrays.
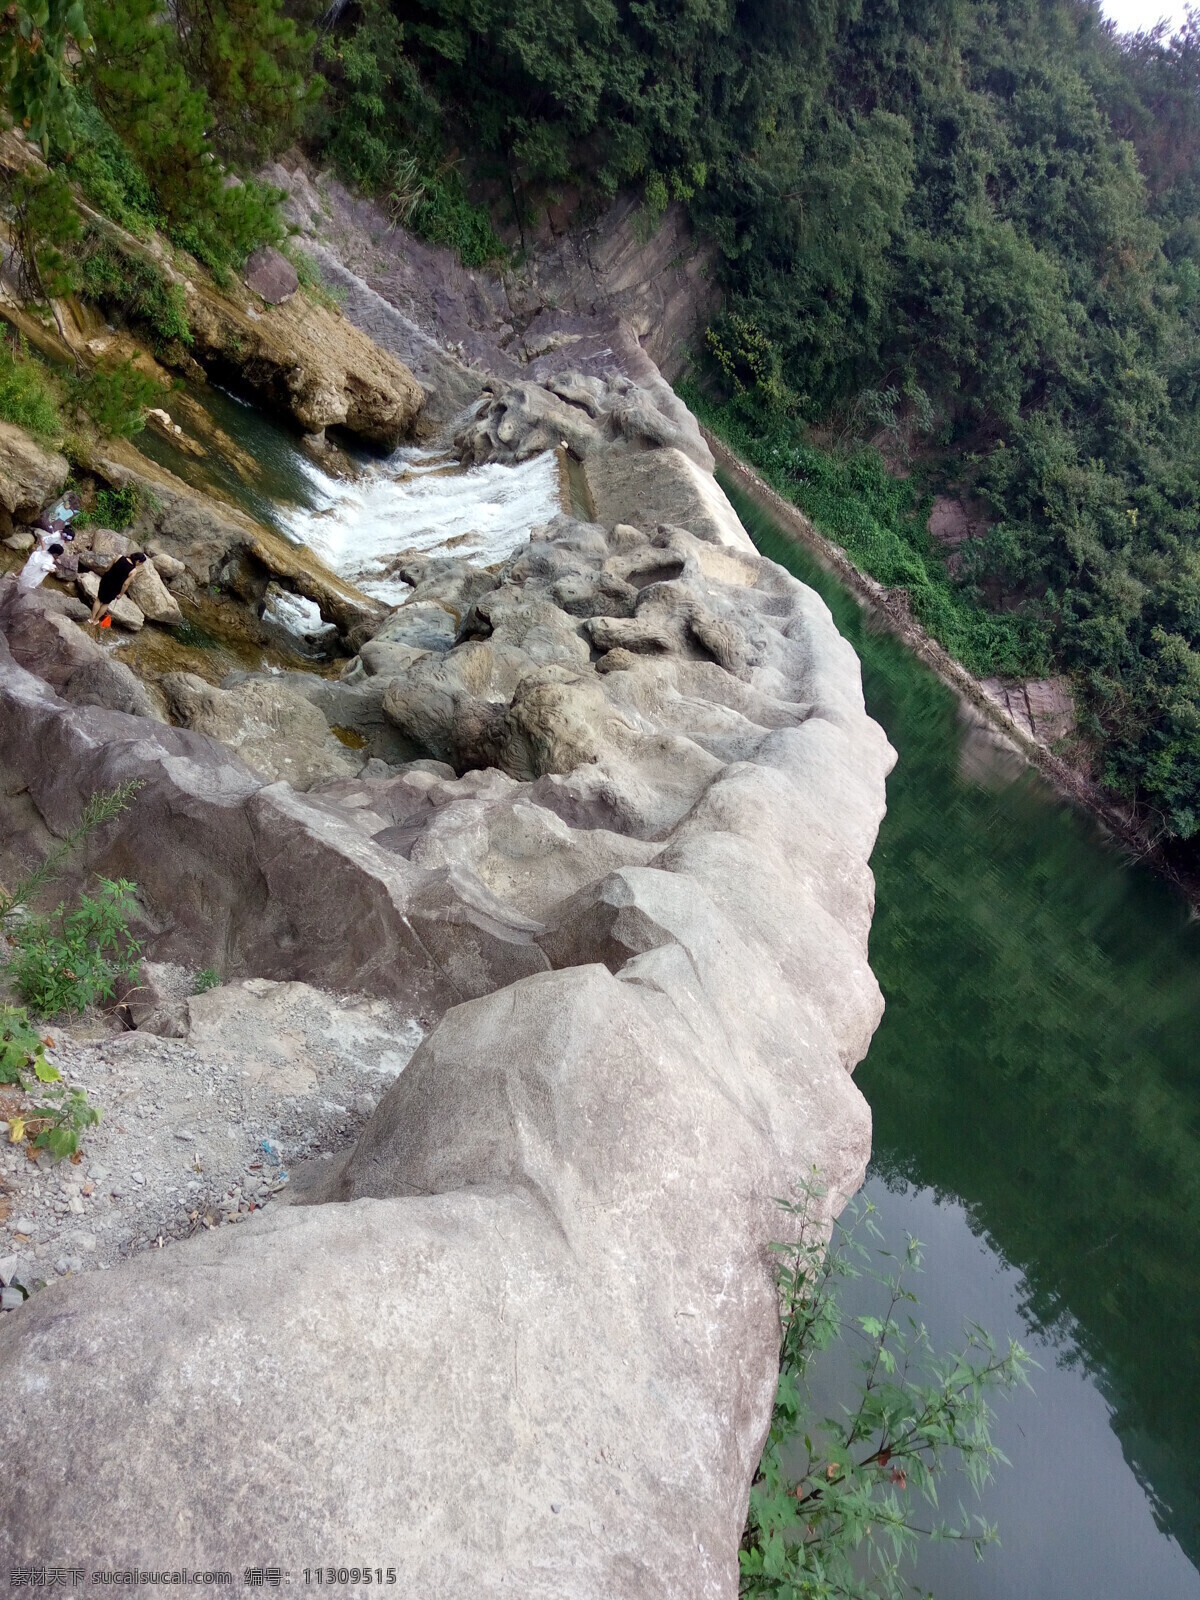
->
[[151, 380, 1200, 1593], [725, 479, 1200, 1600]]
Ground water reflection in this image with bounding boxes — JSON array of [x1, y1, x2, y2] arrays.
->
[[724, 479, 1200, 1593]]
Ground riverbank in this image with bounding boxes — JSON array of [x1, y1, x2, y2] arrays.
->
[[702, 425, 1200, 911]]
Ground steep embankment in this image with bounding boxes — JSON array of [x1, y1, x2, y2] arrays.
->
[[0, 188, 893, 1596]]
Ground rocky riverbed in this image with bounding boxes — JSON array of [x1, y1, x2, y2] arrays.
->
[[0, 175, 894, 1598]]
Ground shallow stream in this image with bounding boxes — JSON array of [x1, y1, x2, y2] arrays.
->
[[727, 480, 1200, 1599]]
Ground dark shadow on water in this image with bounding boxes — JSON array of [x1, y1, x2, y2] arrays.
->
[[723, 476, 1200, 1595]]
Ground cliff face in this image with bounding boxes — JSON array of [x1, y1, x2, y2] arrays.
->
[[0, 206, 893, 1595]]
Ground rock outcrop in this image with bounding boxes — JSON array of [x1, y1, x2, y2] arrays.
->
[[0, 422, 68, 520], [183, 275, 424, 447], [0, 242, 894, 1594], [0, 449, 893, 1593]]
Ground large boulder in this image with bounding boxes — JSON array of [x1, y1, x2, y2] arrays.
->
[[161, 671, 363, 789], [184, 277, 424, 448], [0, 452, 895, 1595], [0, 422, 68, 520], [126, 558, 183, 625], [244, 244, 300, 305]]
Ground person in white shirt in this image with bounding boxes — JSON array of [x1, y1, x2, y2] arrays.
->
[[17, 534, 66, 591]]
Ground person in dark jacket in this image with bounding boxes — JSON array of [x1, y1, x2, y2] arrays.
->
[[90, 551, 149, 625]]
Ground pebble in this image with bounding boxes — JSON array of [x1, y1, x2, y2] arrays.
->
[[12, 1217, 35, 1236], [0, 1286, 23, 1311], [131, 1172, 146, 1186], [0, 1255, 17, 1285]]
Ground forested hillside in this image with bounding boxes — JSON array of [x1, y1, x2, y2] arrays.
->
[[4, 0, 1200, 851]]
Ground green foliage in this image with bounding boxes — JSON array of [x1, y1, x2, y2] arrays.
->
[[0, 0, 91, 154], [409, 166, 506, 267], [0, 1005, 102, 1159], [192, 967, 221, 994], [27, 1083, 101, 1159], [314, 0, 502, 265], [78, 237, 190, 348], [0, 780, 141, 918], [172, 0, 321, 165], [80, 0, 288, 267], [71, 357, 162, 436], [73, 482, 140, 532], [742, 1181, 1030, 1598], [2, 167, 82, 303], [0, 334, 61, 438], [687, 384, 1051, 681], [0, 1004, 53, 1086], [58, 94, 159, 236], [6, 877, 143, 1016]]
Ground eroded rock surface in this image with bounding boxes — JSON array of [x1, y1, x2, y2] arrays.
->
[[0, 423, 68, 520], [0, 351, 894, 1594]]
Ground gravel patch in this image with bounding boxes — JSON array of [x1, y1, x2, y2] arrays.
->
[[0, 972, 423, 1302]]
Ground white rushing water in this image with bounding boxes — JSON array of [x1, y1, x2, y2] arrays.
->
[[282, 447, 565, 606]]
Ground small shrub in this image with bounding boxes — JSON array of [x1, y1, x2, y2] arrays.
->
[[21, 1083, 102, 1160], [0, 1004, 100, 1163], [7, 878, 143, 1016], [410, 167, 507, 269], [192, 967, 221, 994], [0, 780, 142, 915], [0, 336, 62, 439], [740, 1179, 1030, 1597], [73, 484, 141, 533], [79, 237, 191, 349], [0, 1004, 56, 1087], [71, 358, 163, 438], [284, 241, 346, 311]]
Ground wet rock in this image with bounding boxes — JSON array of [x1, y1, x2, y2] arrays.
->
[[75, 571, 100, 603], [126, 560, 183, 626], [106, 595, 144, 632], [161, 672, 361, 789], [183, 278, 424, 449], [0, 424, 69, 520], [244, 245, 299, 306]]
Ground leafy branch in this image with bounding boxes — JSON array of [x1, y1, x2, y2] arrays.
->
[[740, 1176, 1032, 1599]]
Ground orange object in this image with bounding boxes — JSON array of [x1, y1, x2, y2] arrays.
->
[[100, 615, 112, 628]]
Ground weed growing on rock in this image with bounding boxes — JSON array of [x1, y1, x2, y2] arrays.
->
[[6, 879, 142, 1017], [0, 335, 62, 440], [192, 967, 220, 994], [0, 780, 142, 918], [0, 1004, 101, 1161], [73, 483, 141, 532], [79, 237, 191, 350], [740, 1181, 1030, 1598]]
